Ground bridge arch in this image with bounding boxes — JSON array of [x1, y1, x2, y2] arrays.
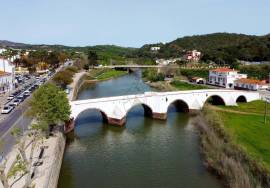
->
[[204, 95, 226, 106], [167, 99, 189, 113], [236, 95, 247, 103], [125, 103, 153, 118], [74, 108, 109, 124]]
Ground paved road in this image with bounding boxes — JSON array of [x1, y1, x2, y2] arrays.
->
[[0, 60, 73, 156], [0, 92, 33, 155]]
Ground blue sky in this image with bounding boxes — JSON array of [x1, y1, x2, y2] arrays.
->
[[1, 0, 269, 47]]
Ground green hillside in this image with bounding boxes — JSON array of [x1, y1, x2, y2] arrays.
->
[[136, 33, 270, 65]]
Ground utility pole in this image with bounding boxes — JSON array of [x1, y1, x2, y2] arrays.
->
[[264, 97, 270, 125]]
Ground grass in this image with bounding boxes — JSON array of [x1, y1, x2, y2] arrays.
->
[[220, 100, 270, 114], [171, 80, 210, 90], [215, 101, 270, 170], [86, 69, 127, 81], [94, 69, 127, 80]]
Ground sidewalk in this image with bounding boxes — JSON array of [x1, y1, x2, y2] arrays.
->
[[68, 70, 86, 101], [0, 131, 65, 188]]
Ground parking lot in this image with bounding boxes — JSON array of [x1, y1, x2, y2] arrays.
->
[[0, 70, 55, 121]]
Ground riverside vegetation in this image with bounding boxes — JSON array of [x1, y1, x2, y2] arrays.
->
[[195, 101, 270, 188], [142, 68, 210, 91]]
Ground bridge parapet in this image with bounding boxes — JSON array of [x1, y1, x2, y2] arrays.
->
[[70, 89, 260, 127]]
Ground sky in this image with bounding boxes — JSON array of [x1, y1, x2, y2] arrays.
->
[[0, 0, 270, 47]]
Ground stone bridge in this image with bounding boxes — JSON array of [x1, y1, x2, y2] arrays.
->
[[69, 89, 260, 126]]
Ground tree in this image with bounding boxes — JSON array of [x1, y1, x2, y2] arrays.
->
[[87, 50, 98, 67], [46, 51, 60, 68], [53, 70, 74, 88], [28, 83, 71, 131], [9, 122, 47, 188]]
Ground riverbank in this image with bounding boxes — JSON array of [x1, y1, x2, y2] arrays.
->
[[70, 69, 128, 100], [194, 102, 270, 188], [145, 80, 210, 92], [68, 71, 87, 101]]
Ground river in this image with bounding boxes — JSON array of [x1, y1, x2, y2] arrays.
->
[[58, 71, 222, 188]]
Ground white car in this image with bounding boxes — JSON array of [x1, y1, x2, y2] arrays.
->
[[7, 95, 14, 100], [1, 106, 13, 114], [13, 99, 21, 106]]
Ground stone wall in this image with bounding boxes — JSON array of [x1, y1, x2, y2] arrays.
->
[[43, 133, 66, 188]]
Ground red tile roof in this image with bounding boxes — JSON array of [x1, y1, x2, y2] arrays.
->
[[211, 68, 238, 73], [235, 78, 266, 85]]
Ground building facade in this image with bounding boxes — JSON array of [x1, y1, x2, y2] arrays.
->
[[150, 46, 160, 51], [208, 68, 247, 88], [0, 71, 13, 94], [0, 58, 16, 92], [185, 50, 201, 62], [234, 78, 268, 91]]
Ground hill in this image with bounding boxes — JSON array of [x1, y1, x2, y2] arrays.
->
[[136, 33, 270, 65]]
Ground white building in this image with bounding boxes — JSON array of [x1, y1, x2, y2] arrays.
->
[[234, 78, 269, 91], [185, 50, 201, 62], [0, 48, 7, 55], [0, 71, 13, 93], [150, 46, 160, 51], [208, 68, 247, 88], [0, 58, 16, 91]]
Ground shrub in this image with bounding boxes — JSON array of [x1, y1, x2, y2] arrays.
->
[[65, 66, 78, 73], [53, 70, 74, 88], [142, 69, 165, 82]]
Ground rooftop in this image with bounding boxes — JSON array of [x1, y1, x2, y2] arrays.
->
[[211, 68, 238, 73], [235, 78, 266, 85]]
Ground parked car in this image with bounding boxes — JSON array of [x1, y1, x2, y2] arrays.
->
[[7, 95, 14, 100], [13, 99, 21, 105], [1, 106, 13, 114], [17, 95, 25, 101], [24, 91, 30, 97], [8, 103, 16, 109]]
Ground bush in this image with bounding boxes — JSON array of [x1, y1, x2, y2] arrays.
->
[[65, 66, 78, 73], [53, 70, 74, 88], [142, 69, 165, 82]]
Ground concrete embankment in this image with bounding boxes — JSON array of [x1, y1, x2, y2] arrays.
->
[[42, 132, 66, 188], [68, 71, 87, 101]]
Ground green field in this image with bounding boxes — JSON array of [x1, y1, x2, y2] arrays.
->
[[216, 101, 270, 170], [95, 69, 127, 80], [221, 100, 270, 114], [171, 80, 209, 90], [87, 69, 127, 81]]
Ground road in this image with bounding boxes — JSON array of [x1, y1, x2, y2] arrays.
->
[[0, 60, 73, 156]]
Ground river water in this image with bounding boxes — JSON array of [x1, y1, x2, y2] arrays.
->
[[58, 71, 222, 188]]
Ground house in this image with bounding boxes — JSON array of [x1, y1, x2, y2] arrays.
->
[[0, 71, 13, 93], [184, 50, 201, 62], [234, 78, 269, 91], [208, 68, 247, 88], [150, 46, 160, 51]]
